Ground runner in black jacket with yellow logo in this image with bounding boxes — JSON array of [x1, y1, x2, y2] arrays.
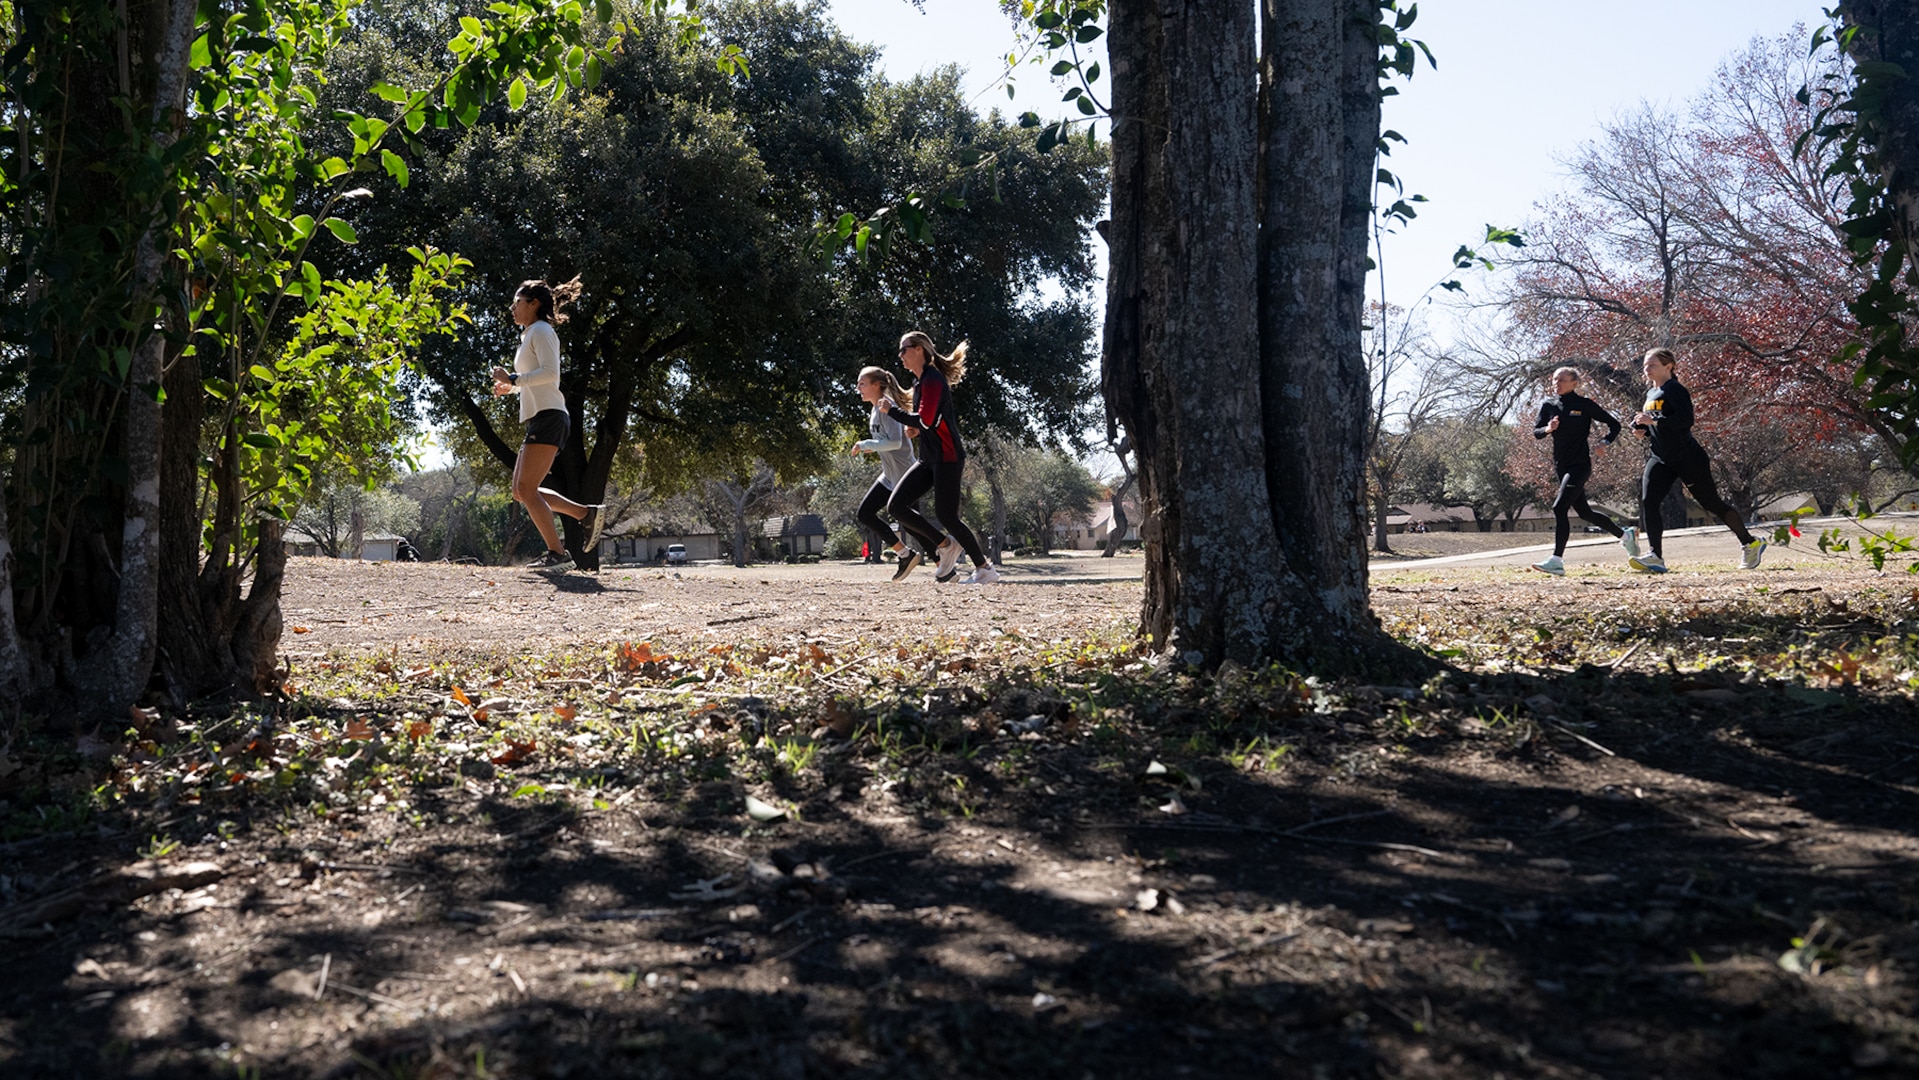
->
[[1628, 348, 1766, 573], [1529, 367, 1638, 576]]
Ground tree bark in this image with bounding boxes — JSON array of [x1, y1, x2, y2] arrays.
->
[[1258, 0, 1383, 657], [1106, 0, 1286, 664], [64, 0, 200, 715], [1103, 0, 1399, 670], [0, 484, 31, 698]]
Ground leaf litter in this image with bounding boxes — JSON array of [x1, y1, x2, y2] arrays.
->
[[0, 557, 1914, 1077]]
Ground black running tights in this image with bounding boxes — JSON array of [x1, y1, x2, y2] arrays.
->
[[888, 461, 986, 567], [1551, 466, 1622, 556], [1641, 453, 1753, 557]]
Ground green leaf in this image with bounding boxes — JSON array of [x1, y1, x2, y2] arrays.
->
[[1077, 95, 1097, 115], [370, 82, 409, 103], [586, 55, 603, 89], [242, 432, 284, 450], [189, 35, 211, 71], [508, 76, 528, 111], [319, 157, 350, 180], [381, 149, 410, 188], [248, 364, 278, 384], [1050, 60, 1074, 76], [291, 214, 316, 239], [1075, 25, 1102, 43], [324, 218, 359, 244], [458, 15, 485, 37], [1034, 11, 1064, 28]]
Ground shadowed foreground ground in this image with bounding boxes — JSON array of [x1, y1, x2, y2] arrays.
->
[[0, 544, 1913, 1078]]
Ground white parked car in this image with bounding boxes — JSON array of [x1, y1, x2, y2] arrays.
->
[[666, 544, 687, 564]]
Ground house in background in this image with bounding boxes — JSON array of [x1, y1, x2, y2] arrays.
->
[[1055, 498, 1143, 551], [283, 529, 406, 560], [761, 514, 827, 560], [601, 516, 721, 563], [1382, 503, 1479, 534]]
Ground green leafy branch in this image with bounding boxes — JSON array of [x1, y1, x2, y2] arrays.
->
[[1798, 9, 1919, 464]]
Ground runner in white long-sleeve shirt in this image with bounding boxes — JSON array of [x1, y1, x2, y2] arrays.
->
[[851, 366, 942, 581]]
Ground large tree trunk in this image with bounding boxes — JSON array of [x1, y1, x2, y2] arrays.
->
[[58, 0, 200, 715], [1105, 0, 1282, 664], [0, 486, 31, 699], [1104, 0, 1398, 670], [1258, 0, 1384, 657]]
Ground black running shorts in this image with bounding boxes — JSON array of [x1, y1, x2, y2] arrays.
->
[[524, 408, 569, 451]]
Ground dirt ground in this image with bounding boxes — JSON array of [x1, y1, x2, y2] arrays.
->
[[276, 551, 1147, 659], [2, 542, 1916, 1079]]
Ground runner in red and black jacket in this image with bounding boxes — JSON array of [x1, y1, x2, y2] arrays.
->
[[881, 331, 997, 584]]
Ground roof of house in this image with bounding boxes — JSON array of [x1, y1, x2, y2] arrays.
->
[[1384, 503, 1479, 525], [763, 514, 827, 538], [603, 516, 718, 538]]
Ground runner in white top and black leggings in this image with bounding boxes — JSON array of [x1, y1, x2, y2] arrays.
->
[[851, 365, 942, 581], [490, 277, 596, 572]]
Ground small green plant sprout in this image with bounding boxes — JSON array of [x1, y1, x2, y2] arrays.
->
[[1771, 506, 1814, 546], [775, 738, 818, 774], [140, 834, 181, 861], [1817, 499, 1919, 572], [1777, 917, 1847, 977]]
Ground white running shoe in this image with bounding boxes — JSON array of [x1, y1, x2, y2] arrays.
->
[[1531, 555, 1565, 576], [961, 563, 1000, 585], [1629, 553, 1667, 574], [1618, 526, 1641, 560], [1740, 538, 1768, 570], [934, 537, 963, 580]]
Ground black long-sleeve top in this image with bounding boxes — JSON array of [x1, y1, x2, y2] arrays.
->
[[1632, 376, 1703, 465], [882, 365, 965, 465], [1532, 392, 1621, 470]]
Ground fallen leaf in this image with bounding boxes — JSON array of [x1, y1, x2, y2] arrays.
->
[[554, 704, 578, 721], [618, 641, 661, 670], [1159, 794, 1189, 815], [291, 626, 311, 634], [744, 795, 787, 822], [406, 720, 432, 741], [491, 738, 537, 766], [451, 686, 472, 707], [345, 719, 375, 741], [821, 697, 857, 737]]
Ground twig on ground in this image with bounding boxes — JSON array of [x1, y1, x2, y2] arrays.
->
[[330, 980, 409, 1009], [836, 849, 928, 873], [771, 935, 822, 963], [314, 953, 331, 1001], [1184, 931, 1300, 968], [1606, 643, 1644, 670], [1548, 721, 1617, 757]]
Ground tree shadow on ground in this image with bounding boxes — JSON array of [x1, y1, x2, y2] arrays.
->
[[3, 665, 1914, 1079]]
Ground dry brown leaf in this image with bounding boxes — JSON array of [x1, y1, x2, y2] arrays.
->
[[345, 719, 375, 741]]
